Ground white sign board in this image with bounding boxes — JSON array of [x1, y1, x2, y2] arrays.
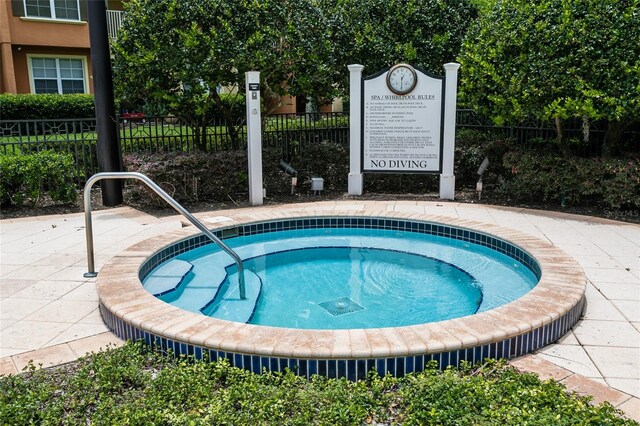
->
[[362, 68, 444, 173]]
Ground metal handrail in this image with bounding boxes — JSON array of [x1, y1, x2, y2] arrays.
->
[[83, 172, 246, 299]]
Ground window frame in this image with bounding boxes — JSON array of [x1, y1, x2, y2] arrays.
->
[[22, 0, 81, 22], [27, 54, 90, 95]]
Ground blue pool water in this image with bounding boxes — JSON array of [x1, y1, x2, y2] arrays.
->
[[144, 227, 538, 329]]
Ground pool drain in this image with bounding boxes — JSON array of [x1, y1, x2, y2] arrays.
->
[[318, 297, 364, 316]]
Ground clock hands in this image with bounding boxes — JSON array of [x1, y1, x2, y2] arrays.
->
[[387, 64, 416, 94]]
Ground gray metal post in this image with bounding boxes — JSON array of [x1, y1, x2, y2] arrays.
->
[[88, 0, 123, 206]]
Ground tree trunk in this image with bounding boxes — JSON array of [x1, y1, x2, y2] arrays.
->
[[191, 122, 204, 151], [179, 114, 207, 152], [555, 117, 569, 157], [199, 116, 208, 151], [212, 91, 240, 150], [602, 120, 625, 158], [582, 116, 589, 144]]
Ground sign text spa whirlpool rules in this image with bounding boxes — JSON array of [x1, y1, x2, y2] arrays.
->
[[347, 63, 460, 199]]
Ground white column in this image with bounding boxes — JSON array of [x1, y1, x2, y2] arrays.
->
[[439, 62, 460, 200], [347, 64, 364, 195], [245, 71, 263, 206]]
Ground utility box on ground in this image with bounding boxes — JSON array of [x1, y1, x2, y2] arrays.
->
[[311, 177, 324, 194]]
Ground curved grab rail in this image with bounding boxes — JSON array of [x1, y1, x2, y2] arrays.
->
[[83, 172, 246, 299]]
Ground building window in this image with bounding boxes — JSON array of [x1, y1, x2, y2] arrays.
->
[[24, 0, 80, 21], [30, 57, 87, 94]]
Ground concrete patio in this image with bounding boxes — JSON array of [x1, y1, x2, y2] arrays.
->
[[1, 201, 638, 420]]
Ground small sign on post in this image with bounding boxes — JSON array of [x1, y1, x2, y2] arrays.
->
[[246, 71, 263, 205]]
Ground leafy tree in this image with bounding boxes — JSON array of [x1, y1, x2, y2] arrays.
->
[[112, 0, 334, 150], [321, 0, 477, 92], [459, 0, 640, 155]]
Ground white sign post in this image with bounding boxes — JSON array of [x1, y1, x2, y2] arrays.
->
[[245, 71, 263, 205], [348, 64, 365, 195], [439, 63, 461, 200]]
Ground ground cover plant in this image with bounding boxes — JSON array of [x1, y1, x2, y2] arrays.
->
[[0, 151, 77, 207], [0, 342, 635, 425]]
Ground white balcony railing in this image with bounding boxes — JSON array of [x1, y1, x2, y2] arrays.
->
[[106, 10, 124, 39]]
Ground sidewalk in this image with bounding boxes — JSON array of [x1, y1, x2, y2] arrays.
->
[[1, 202, 638, 420]]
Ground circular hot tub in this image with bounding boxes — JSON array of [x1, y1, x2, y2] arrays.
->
[[97, 203, 586, 380]]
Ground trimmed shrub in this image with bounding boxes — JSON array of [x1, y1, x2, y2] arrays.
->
[[292, 140, 349, 193], [0, 94, 96, 120], [122, 130, 639, 212], [498, 153, 640, 209], [122, 143, 351, 203], [123, 151, 249, 204], [0, 93, 243, 121], [0, 151, 78, 206]]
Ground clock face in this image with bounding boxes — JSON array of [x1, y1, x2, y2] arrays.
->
[[386, 64, 417, 95]]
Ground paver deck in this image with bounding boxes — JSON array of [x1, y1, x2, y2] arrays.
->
[[1, 201, 638, 421]]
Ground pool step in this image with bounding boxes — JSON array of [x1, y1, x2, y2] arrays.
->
[[156, 262, 229, 312], [200, 270, 262, 323], [143, 259, 193, 296]]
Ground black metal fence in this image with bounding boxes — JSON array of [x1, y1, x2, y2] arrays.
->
[[117, 112, 350, 156], [119, 115, 245, 153], [1, 110, 637, 185], [0, 118, 100, 185], [456, 109, 640, 158], [263, 112, 349, 160]]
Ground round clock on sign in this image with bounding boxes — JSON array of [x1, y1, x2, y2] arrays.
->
[[386, 63, 418, 95]]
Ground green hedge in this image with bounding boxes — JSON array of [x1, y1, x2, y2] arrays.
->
[[123, 145, 352, 203], [0, 93, 246, 121], [498, 153, 640, 209], [450, 129, 640, 211], [0, 94, 96, 120], [0, 151, 78, 206], [123, 132, 640, 212], [0, 342, 635, 425]]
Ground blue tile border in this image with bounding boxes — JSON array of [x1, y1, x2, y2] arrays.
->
[[99, 295, 584, 380]]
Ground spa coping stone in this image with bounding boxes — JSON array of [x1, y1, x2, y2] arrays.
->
[[97, 208, 587, 364]]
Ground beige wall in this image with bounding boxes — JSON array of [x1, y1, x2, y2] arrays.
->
[[6, 13, 89, 49], [1, 0, 17, 92], [12, 46, 93, 94], [2, 0, 93, 94], [270, 95, 297, 114]]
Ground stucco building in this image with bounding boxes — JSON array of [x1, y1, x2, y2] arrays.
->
[[1, 0, 123, 95]]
